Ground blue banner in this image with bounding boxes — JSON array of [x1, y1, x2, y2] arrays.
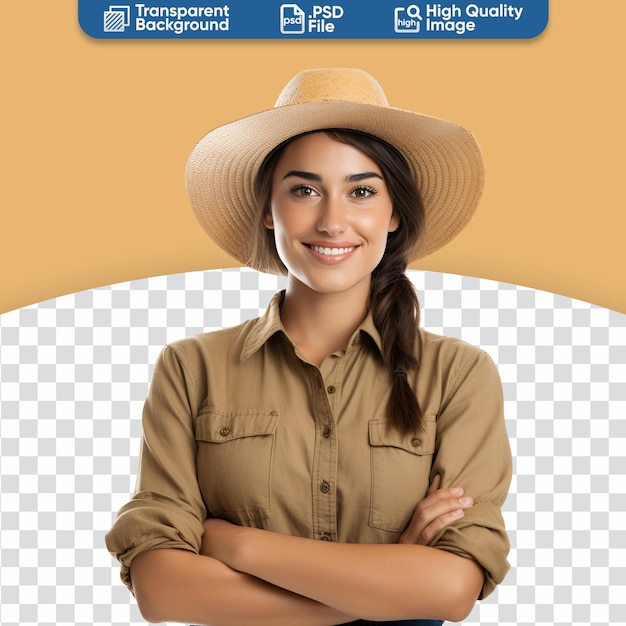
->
[[79, 0, 549, 39]]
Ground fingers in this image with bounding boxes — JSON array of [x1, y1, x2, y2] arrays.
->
[[411, 497, 472, 545], [399, 481, 474, 546], [426, 473, 441, 496]]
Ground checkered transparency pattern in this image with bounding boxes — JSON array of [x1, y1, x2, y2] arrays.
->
[[1, 268, 624, 626]]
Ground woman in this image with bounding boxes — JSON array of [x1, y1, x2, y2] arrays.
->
[[106, 68, 511, 625]]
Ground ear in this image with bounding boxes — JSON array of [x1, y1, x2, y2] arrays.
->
[[263, 209, 274, 230], [388, 213, 400, 233]]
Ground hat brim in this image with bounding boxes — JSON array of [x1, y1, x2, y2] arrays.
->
[[186, 100, 485, 271]]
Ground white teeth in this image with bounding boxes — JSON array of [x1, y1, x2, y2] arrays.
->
[[310, 245, 354, 256]]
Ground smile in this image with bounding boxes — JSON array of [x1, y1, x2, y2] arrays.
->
[[309, 245, 355, 256]]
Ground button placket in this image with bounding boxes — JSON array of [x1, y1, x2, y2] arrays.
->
[[310, 368, 338, 541]]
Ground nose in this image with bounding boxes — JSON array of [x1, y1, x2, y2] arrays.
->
[[316, 194, 347, 236]]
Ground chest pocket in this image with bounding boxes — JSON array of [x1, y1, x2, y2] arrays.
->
[[195, 408, 279, 524], [368, 416, 437, 533]]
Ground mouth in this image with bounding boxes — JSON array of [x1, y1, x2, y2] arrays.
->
[[306, 244, 357, 256]]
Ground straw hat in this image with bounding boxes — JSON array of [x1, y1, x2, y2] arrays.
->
[[186, 68, 485, 271]]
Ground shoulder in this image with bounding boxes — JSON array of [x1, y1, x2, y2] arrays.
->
[[146, 318, 262, 413], [168, 317, 258, 361], [418, 327, 490, 368], [416, 328, 501, 407], [153, 318, 259, 388]]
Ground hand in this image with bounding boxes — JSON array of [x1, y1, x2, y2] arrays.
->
[[398, 474, 473, 545]]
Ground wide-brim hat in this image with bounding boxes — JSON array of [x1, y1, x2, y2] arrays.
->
[[186, 68, 485, 272]]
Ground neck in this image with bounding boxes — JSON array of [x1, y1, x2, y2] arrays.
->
[[280, 276, 371, 366]]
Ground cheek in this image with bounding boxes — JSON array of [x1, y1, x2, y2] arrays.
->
[[368, 214, 396, 258], [267, 210, 297, 256], [270, 203, 313, 237], [366, 212, 396, 241]]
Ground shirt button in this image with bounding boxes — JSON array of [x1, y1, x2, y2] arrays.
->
[[327, 385, 336, 394], [320, 533, 331, 541], [322, 426, 331, 438], [411, 438, 421, 448], [219, 427, 231, 437], [320, 481, 330, 494]]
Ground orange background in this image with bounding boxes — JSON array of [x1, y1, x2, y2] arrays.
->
[[1, 1, 624, 315]]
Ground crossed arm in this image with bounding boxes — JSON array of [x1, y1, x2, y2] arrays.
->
[[130, 477, 483, 625]]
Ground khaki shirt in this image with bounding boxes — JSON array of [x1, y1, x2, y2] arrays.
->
[[106, 291, 511, 598]]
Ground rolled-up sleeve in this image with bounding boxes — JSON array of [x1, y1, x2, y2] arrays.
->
[[105, 345, 207, 593], [430, 349, 512, 598]]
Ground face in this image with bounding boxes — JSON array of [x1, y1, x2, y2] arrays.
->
[[264, 132, 399, 299]]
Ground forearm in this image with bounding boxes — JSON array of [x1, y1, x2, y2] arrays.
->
[[130, 548, 356, 625], [223, 528, 484, 622]]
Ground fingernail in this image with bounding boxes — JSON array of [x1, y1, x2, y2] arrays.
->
[[459, 497, 473, 506], [452, 509, 464, 517], [450, 487, 463, 496]]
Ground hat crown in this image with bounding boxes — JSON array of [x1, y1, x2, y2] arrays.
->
[[274, 68, 390, 108]]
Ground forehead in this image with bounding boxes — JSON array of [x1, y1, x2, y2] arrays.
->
[[274, 132, 383, 174]]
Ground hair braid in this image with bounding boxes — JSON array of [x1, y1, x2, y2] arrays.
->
[[370, 252, 423, 434]]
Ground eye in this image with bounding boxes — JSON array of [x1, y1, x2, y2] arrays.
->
[[351, 186, 377, 199], [290, 184, 319, 198]]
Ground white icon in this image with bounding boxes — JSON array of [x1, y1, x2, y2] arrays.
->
[[394, 4, 423, 33], [280, 3, 305, 34], [104, 5, 131, 33]]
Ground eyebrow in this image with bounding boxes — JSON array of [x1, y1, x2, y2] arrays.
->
[[347, 172, 384, 182], [281, 170, 383, 182], [282, 170, 322, 182]]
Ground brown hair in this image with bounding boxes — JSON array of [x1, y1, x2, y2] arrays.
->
[[252, 129, 425, 434]]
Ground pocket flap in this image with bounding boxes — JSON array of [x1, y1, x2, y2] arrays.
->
[[196, 408, 279, 443], [369, 416, 436, 455]]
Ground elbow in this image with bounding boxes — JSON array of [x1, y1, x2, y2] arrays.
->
[[129, 548, 238, 625], [133, 584, 168, 624], [137, 606, 165, 625], [134, 583, 188, 624], [441, 597, 477, 623], [130, 553, 173, 624], [439, 564, 483, 623]]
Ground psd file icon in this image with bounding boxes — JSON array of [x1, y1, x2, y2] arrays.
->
[[281, 4, 305, 34]]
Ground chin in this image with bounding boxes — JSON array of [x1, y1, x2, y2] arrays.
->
[[301, 274, 372, 297]]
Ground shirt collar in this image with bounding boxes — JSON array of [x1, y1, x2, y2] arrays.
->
[[241, 290, 384, 362], [357, 308, 383, 353]]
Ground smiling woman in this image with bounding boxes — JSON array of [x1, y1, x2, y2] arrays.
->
[[105, 68, 511, 625]]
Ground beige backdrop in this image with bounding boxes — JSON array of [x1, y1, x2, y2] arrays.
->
[[2, 1, 624, 314]]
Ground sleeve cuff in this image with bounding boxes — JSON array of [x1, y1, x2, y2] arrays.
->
[[105, 491, 204, 594], [430, 501, 511, 598]]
